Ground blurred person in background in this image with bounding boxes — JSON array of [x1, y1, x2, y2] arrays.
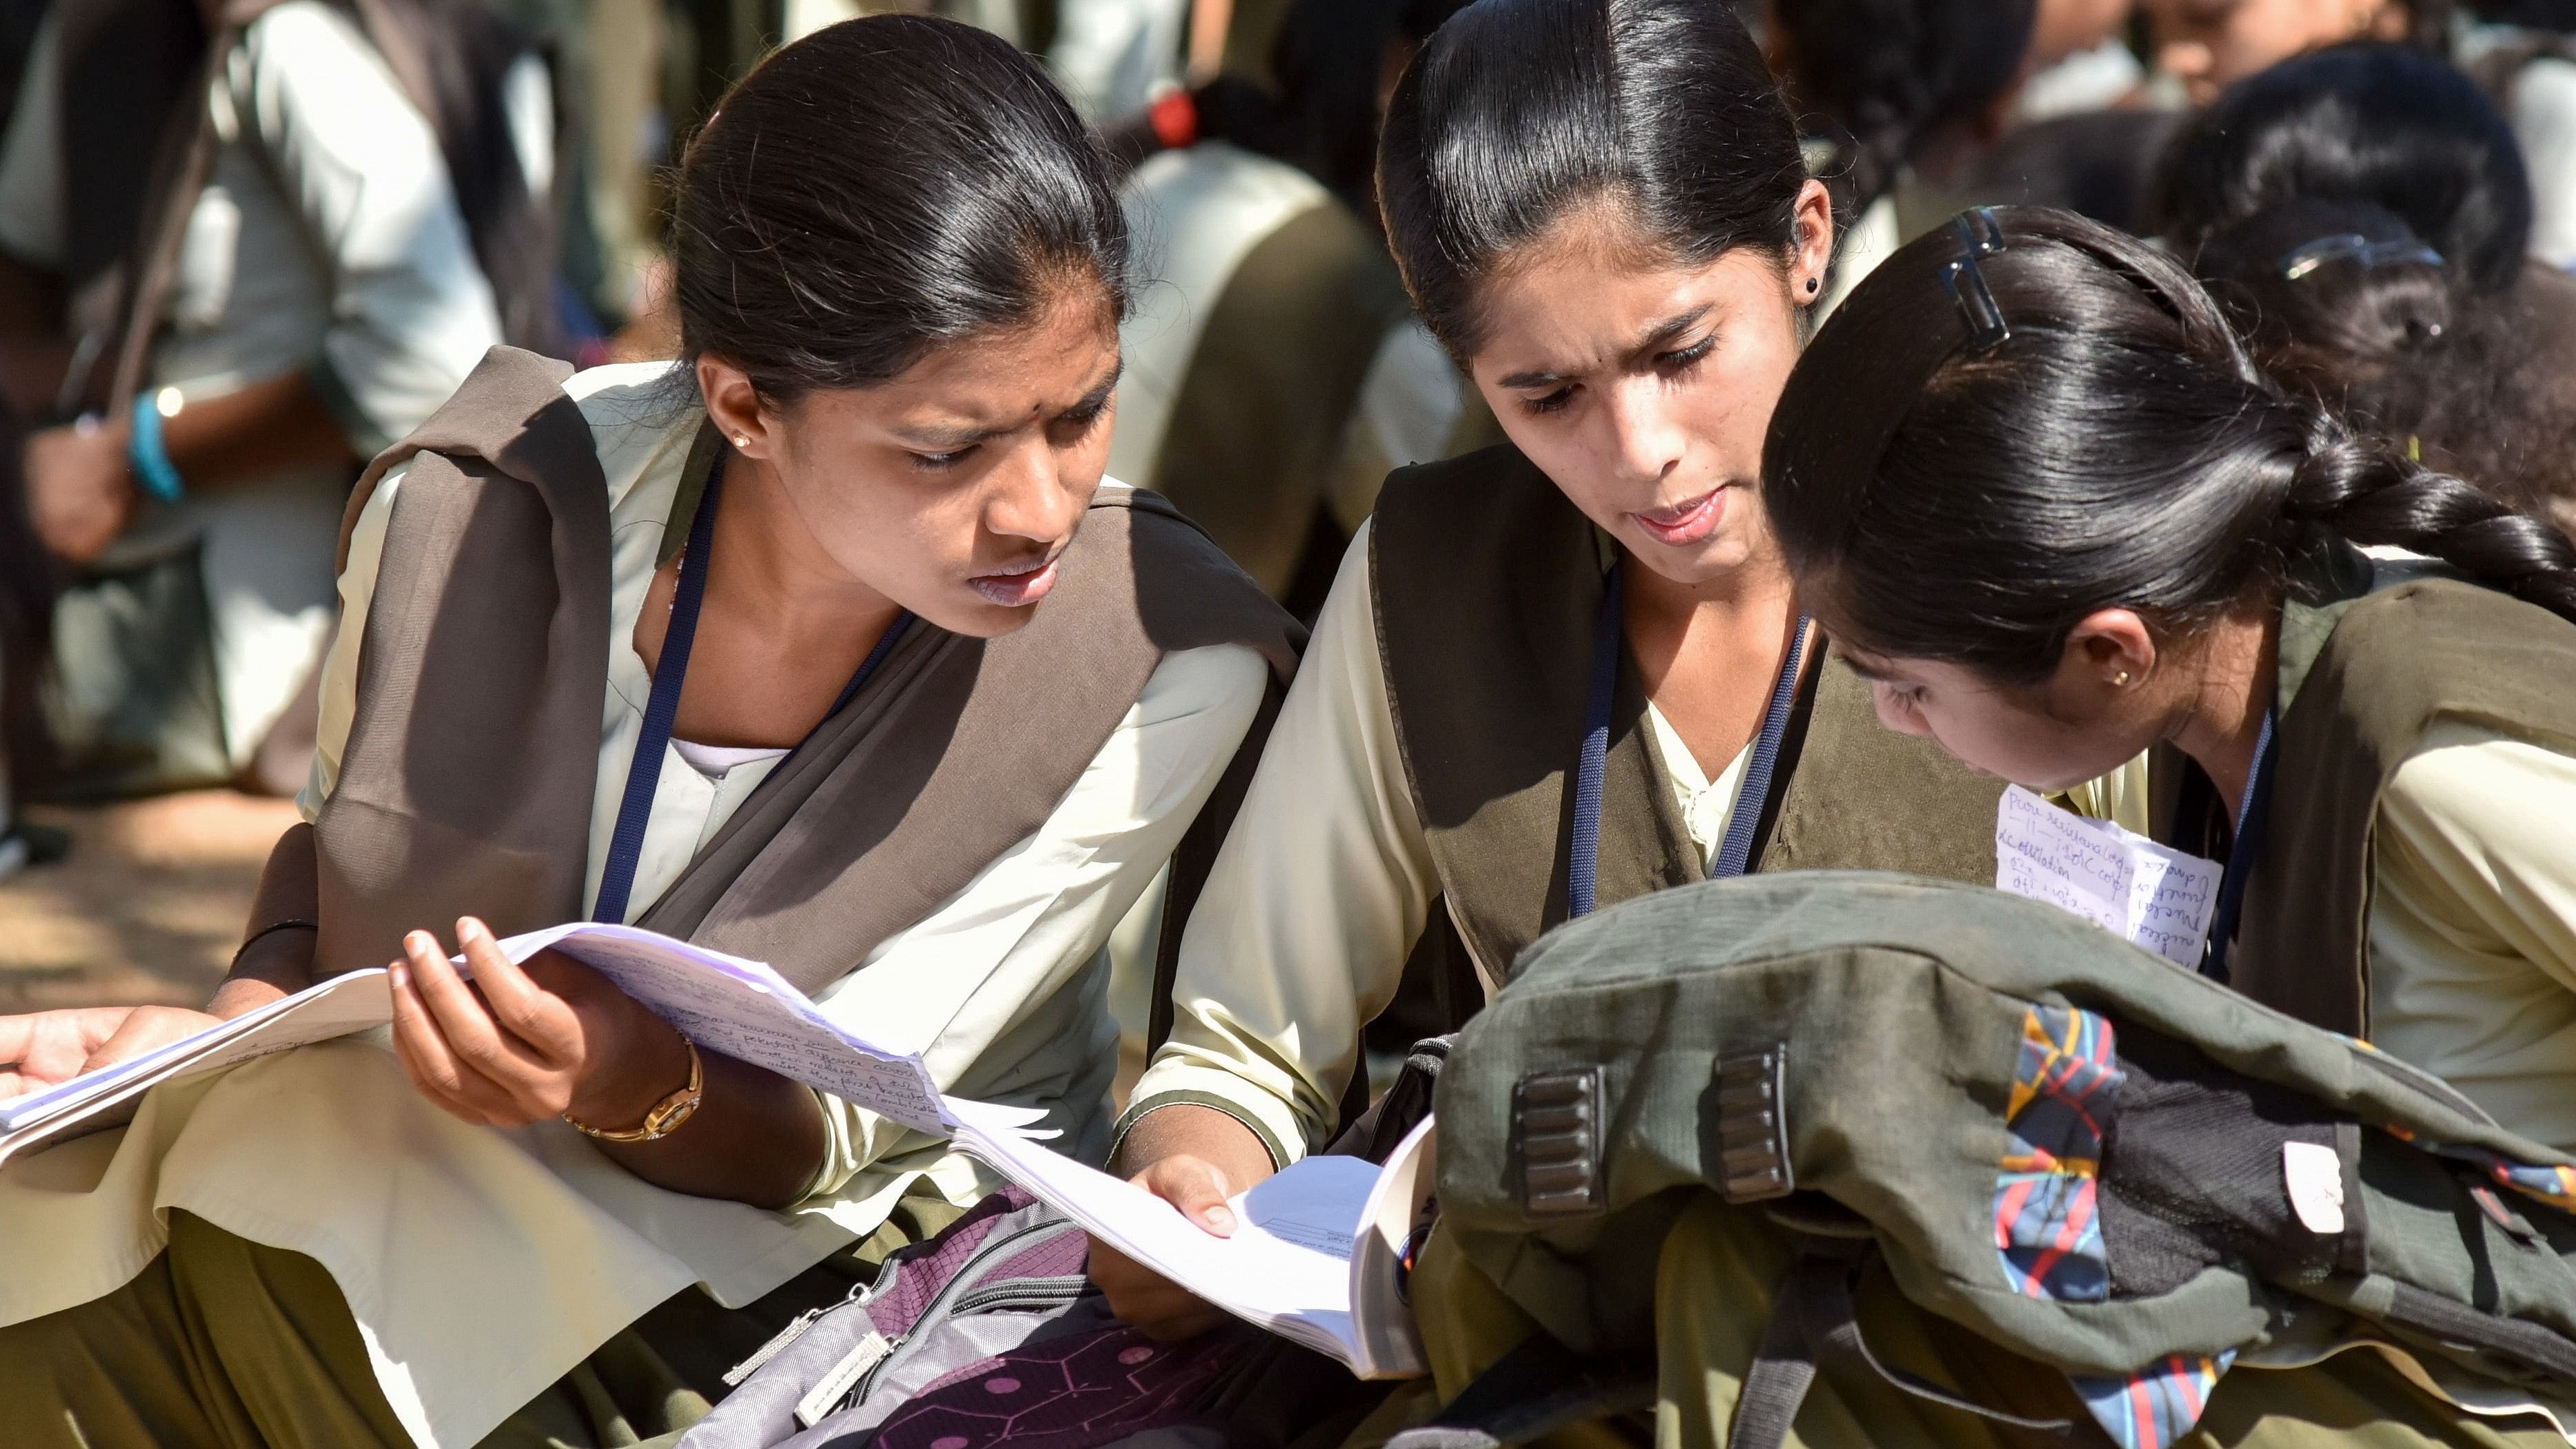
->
[[2141, 0, 2445, 104], [2162, 42, 2576, 534], [2017, 0, 2146, 119], [1103, 0, 1474, 609], [0, 0, 555, 806], [2458, 3, 2576, 266], [2141, 0, 2576, 269], [1764, 0, 2039, 307]]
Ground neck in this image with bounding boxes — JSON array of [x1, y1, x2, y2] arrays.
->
[[1621, 547, 1798, 631], [2165, 609, 2280, 823], [709, 448, 903, 639]]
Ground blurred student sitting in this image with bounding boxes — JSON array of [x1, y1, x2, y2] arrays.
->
[[1100, 0, 1484, 611], [0, 0, 555, 803], [2162, 41, 2576, 537]]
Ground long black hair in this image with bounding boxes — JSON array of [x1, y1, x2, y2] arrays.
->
[[2157, 43, 2534, 295], [2194, 198, 2576, 535], [671, 16, 1129, 403], [1768, 0, 2038, 222], [1375, 0, 1807, 356], [1763, 207, 2576, 685]]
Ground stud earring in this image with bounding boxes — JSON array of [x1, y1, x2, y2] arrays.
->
[[2113, 670, 2133, 687], [734, 434, 751, 448], [1805, 276, 1820, 296]]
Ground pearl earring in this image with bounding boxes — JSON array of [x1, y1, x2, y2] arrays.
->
[[734, 434, 750, 448]]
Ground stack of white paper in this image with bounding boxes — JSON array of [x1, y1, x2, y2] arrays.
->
[[0, 923, 1438, 1377], [1994, 785, 2222, 966]]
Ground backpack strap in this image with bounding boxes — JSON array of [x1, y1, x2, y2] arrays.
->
[[1384, 1333, 1654, 1449], [1730, 1241, 2077, 1449]]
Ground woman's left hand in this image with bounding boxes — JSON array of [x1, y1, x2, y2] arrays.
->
[[389, 917, 693, 1131]]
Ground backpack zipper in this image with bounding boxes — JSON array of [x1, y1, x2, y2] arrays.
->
[[829, 1217, 1086, 1417], [943, 1274, 1091, 1317]]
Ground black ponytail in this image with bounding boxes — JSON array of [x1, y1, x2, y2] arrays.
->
[[1375, 0, 1806, 357], [2157, 42, 2532, 295], [1763, 207, 2576, 686], [672, 17, 1129, 403], [1768, 0, 2036, 222], [2195, 198, 2576, 533], [2285, 422, 2576, 618]]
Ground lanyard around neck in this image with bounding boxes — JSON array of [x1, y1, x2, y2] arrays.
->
[[2197, 709, 2279, 983], [1567, 557, 1812, 919], [591, 452, 915, 924]]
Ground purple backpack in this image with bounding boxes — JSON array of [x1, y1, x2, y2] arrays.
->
[[678, 1188, 1256, 1449]]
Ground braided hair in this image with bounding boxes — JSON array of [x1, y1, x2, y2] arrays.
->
[[1762, 207, 2576, 685]]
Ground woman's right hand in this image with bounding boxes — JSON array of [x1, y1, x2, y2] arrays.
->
[[0, 1005, 222, 1097], [1089, 1104, 1278, 1341]]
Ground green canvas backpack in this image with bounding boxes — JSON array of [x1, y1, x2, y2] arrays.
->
[[1404, 872, 2576, 1449]]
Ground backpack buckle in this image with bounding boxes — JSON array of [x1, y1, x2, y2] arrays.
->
[[1716, 1048, 1794, 1202], [1514, 1066, 1607, 1217]]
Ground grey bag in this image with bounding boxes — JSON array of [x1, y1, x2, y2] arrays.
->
[[1405, 872, 2576, 1449], [40, 524, 229, 799]]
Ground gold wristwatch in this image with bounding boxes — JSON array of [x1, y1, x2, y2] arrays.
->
[[566, 1038, 704, 1142]]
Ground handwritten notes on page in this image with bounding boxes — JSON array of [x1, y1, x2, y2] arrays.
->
[[1995, 786, 2220, 966]]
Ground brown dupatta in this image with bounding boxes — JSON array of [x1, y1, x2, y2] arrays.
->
[[243, 347, 1300, 996]]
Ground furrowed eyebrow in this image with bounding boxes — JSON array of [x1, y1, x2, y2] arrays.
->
[[1494, 307, 1716, 392], [895, 359, 1126, 448], [1625, 306, 1712, 363]]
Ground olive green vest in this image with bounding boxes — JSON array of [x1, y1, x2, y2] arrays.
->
[[1368, 444, 2005, 993], [2225, 547, 2576, 1035]]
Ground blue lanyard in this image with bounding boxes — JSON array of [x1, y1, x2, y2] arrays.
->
[[2197, 709, 2278, 983], [1567, 557, 1811, 919], [591, 454, 914, 924]]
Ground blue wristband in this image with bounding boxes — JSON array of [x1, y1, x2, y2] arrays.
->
[[128, 391, 184, 504]]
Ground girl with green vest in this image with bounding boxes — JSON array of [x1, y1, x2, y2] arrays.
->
[[1098, 0, 2009, 1338], [1616, 204, 2576, 1447], [0, 18, 1295, 1448]]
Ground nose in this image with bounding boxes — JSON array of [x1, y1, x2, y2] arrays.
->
[[982, 434, 1086, 546], [1600, 376, 1689, 489]]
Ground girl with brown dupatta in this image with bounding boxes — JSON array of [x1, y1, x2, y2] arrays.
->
[[0, 18, 1297, 1448]]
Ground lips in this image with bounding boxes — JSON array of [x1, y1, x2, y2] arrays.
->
[[1632, 487, 1728, 547], [969, 550, 1061, 608]]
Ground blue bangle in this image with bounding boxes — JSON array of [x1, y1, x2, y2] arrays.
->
[[128, 391, 184, 504]]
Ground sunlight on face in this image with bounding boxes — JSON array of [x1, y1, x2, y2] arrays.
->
[[2145, 0, 2404, 104], [1832, 643, 2168, 794], [763, 294, 1121, 639], [1464, 202, 1812, 590]]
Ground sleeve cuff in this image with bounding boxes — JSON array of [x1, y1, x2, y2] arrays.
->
[[1112, 1065, 1311, 1172]]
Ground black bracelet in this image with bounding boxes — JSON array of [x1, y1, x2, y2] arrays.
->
[[229, 918, 318, 972]]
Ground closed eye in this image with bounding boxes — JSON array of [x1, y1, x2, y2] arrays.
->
[[1522, 384, 1578, 416], [1654, 335, 1716, 374], [910, 446, 977, 472]]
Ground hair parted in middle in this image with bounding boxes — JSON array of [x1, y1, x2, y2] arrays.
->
[[1762, 206, 2576, 685], [1373, 0, 1808, 357]]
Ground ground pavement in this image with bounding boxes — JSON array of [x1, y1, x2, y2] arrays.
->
[[0, 791, 300, 1012]]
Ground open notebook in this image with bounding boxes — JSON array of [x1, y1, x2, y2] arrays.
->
[[0, 923, 1438, 1379]]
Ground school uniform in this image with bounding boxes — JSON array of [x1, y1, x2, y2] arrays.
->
[[1120, 443, 2003, 1168], [0, 349, 1300, 1448], [1418, 544, 2576, 1449]]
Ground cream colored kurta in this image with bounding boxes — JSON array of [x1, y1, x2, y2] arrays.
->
[[1123, 526, 1749, 1166], [0, 362, 1269, 1448]]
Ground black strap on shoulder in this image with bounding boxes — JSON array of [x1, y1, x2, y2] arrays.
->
[[1730, 1243, 2075, 1449], [1385, 1332, 1655, 1449]]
